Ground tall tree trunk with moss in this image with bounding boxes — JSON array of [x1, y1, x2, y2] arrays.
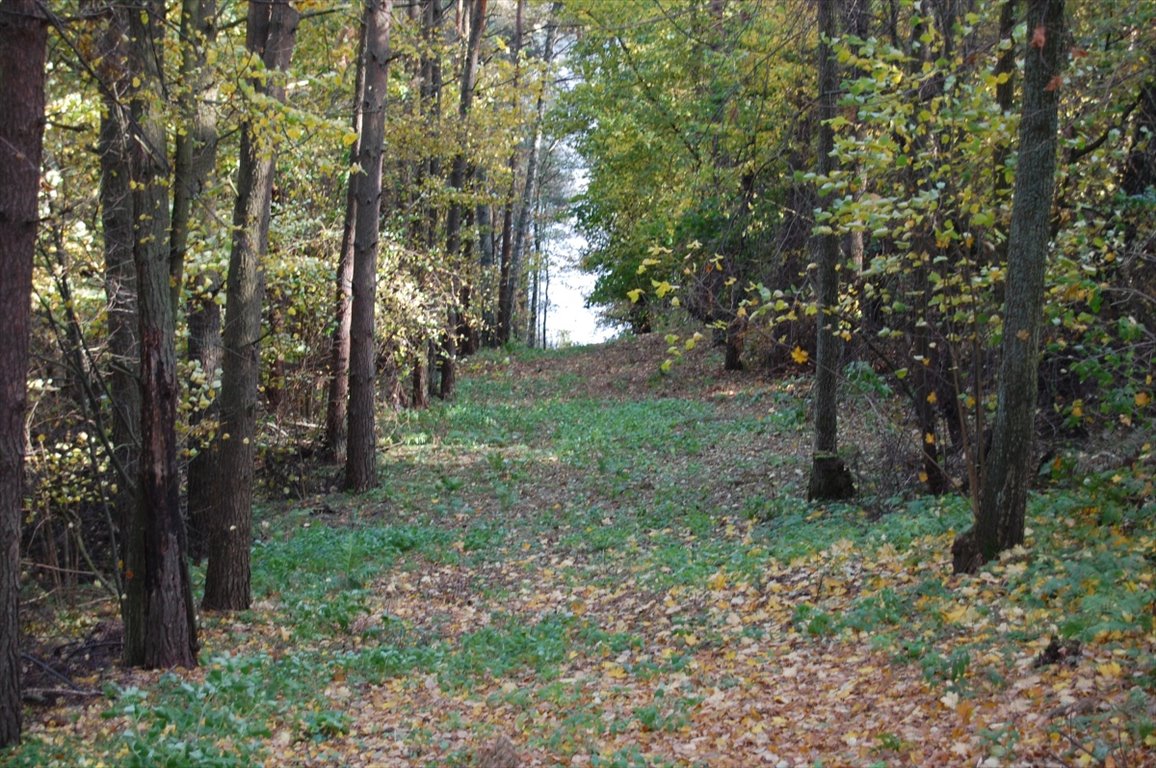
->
[[954, 0, 1066, 573], [807, 0, 854, 501], [127, 0, 199, 667], [0, 0, 48, 744], [345, 0, 395, 492], [203, 0, 298, 610]]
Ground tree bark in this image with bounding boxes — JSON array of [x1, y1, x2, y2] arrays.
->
[[958, 0, 1066, 571], [807, 0, 854, 501], [324, 18, 368, 464], [127, 0, 198, 667], [0, 0, 48, 744], [173, 0, 221, 563], [510, 12, 557, 348], [345, 0, 395, 492], [204, 0, 298, 610], [496, 0, 525, 345], [93, 2, 145, 657]]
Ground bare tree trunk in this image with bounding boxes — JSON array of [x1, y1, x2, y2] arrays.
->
[[0, 0, 48, 744], [807, 0, 854, 501], [496, 0, 525, 345], [324, 19, 368, 464], [956, 0, 1066, 573], [94, 3, 145, 658], [345, 0, 395, 492], [204, 0, 298, 610], [510, 13, 557, 347], [127, 0, 198, 667], [438, 0, 488, 397]]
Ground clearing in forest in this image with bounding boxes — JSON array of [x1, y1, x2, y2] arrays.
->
[[12, 336, 1156, 767]]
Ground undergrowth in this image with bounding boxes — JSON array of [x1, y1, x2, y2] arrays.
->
[[8, 343, 1154, 767]]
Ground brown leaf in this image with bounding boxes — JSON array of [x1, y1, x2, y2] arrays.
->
[[1044, 75, 1063, 92], [476, 734, 520, 768], [1030, 25, 1047, 50]]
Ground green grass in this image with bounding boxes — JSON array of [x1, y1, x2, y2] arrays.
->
[[8, 344, 1154, 768]]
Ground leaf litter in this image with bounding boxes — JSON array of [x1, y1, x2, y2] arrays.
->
[[14, 334, 1155, 767]]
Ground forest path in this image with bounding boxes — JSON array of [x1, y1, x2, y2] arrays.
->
[[255, 336, 1147, 767], [18, 335, 1153, 768]]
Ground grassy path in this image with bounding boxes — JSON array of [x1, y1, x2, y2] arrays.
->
[[11, 337, 1155, 767]]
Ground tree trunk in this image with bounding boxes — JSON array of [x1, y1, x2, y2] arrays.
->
[[324, 19, 369, 464], [438, 0, 487, 395], [345, 0, 395, 492], [94, 3, 146, 655], [509, 12, 557, 348], [204, 0, 298, 611], [172, 0, 220, 563], [127, 0, 198, 668], [807, 0, 854, 501], [957, 0, 1066, 572], [496, 0, 525, 345], [0, 0, 48, 744]]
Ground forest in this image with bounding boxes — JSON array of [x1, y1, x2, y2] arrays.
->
[[0, 0, 1153, 765]]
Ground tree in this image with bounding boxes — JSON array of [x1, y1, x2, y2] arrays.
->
[[0, 0, 48, 744], [954, 0, 1067, 573], [509, 8, 557, 351], [807, 0, 855, 501], [324, 19, 369, 465], [94, 3, 145, 659], [204, 0, 299, 610], [173, 0, 221, 563], [126, 0, 198, 667], [345, 0, 395, 492], [444, 0, 489, 368]]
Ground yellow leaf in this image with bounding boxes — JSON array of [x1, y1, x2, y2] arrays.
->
[[926, 391, 938, 405], [1096, 661, 1123, 678], [341, 131, 359, 147], [1071, 399, 1084, 418], [1135, 391, 1151, 408], [790, 346, 809, 365], [627, 288, 643, 303], [707, 571, 727, 590], [924, 432, 936, 445]]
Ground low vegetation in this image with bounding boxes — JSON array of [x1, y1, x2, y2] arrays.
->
[[11, 337, 1154, 767]]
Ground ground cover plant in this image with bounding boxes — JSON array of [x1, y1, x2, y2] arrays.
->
[[8, 335, 1154, 767]]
